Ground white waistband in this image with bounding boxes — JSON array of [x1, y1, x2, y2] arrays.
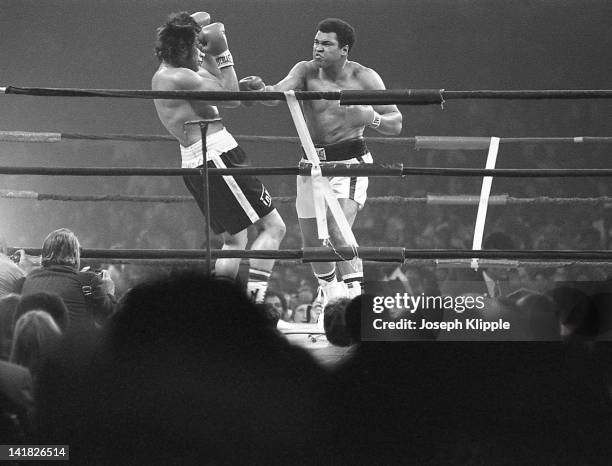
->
[[180, 128, 238, 168], [299, 152, 373, 165]]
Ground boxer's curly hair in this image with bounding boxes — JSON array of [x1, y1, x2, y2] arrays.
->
[[155, 11, 201, 65], [317, 18, 356, 52]]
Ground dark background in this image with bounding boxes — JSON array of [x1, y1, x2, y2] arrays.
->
[[1, 0, 611, 250]]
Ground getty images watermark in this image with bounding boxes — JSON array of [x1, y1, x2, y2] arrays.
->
[[361, 280, 612, 341], [370, 293, 510, 333]]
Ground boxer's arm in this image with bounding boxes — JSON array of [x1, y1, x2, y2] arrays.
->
[[175, 68, 240, 108], [198, 22, 239, 102], [358, 67, 402, 135], [261, 61, 308, 106], [198, 53, 240, 106]]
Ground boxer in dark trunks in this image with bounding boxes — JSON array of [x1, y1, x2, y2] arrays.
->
[[152, 11, 285, 303]]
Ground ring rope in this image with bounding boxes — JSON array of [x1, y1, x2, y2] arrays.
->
[[2, 164, 612, 178], [2, 130, 612, 147], [10, 257, 606, 268], [2, 190, 611, 206], [413, 136, 612, 150], [5, 247, 612, 262], [60, 258, 612, 268], [3, 86, 612, 105]]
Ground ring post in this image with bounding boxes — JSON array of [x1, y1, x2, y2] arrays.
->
[[184, 119, 220, 276]]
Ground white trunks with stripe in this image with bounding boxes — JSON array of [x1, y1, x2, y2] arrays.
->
[[180, 128, 238, 168], [296, 138, 372, 219]]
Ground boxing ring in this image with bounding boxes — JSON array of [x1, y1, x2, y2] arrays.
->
[[2, 86, 612, 345]]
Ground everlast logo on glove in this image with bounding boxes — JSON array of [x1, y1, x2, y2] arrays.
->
[[215, 51, 234, 68], [198, 22, 234, 68]]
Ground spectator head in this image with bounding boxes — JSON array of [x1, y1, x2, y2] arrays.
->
[[550, 286, 599, 339], [296, 283, 315, 305], [292, 304, 310, 323], [516, 292, 561, 340], [15, 292, 69, 332], [41, 228, 81, 270], [258, 302, 280, 329], [264, 290, 288, 322], [10, 310, 63, 377], [110, 270, 272, 358], [323, 298, 353, 347], [531, 268, 556, 294], [0, 293, 20, 359]]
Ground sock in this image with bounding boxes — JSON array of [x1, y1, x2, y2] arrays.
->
[[343, 272, 363, 299], [247, 267, 271, 304], [315, 268, 337, 288]]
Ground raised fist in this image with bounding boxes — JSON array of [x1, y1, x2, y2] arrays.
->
[[191, 11, 211, 28], [199, 23, 233, 68]]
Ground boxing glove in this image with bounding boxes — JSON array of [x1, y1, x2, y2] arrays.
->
[[191, 11, 211, 27], [199, 22, 234, 68], [239, 76, 265, 106], [345, 105, 381, 129], [191, 12, 211, 68]]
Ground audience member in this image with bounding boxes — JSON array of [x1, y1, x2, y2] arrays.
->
[[549, 285, 600, 340], [292, 303, 310, 323], [592, 286, 612, 340], [35, 271, 335, 465], [0, 235, 25, 296], [289, 283, 316, 310], [263, 289, 291, 322], [10, 310, 63, 382], [344, 295, 365, 344], [323, 298, 353, 347], [21, 229, 115, 331], [515, 292, 561, 340], [258, 303, 280, 329], [14, 292, 70, 333], [0, 359, 34, 443], [327, 337, 612, 463], [0, 293, 20, 360]]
